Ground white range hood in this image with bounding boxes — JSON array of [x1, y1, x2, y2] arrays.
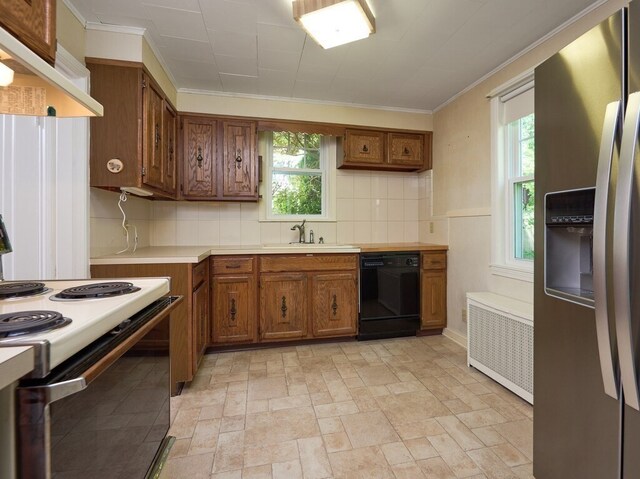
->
[[0, 26, 103, 117]]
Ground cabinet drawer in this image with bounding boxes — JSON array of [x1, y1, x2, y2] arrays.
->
[[213, 256, 254, 275], [192, 260, 209, 288], [422, 252, 447, 270], [260, 254, 357, 273]]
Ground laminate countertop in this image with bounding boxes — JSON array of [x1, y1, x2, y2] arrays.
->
[[90, 243, 448, 265], [0, 347, 34, 389]]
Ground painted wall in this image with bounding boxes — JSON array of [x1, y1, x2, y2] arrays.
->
[[433, 0, 628, 339], [56, 1, 86, 63], [178, 91, 432, 131]]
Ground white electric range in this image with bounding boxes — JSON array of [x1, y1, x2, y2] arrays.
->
[[0, 278, 170, 376], [0, 277, 178, 479]]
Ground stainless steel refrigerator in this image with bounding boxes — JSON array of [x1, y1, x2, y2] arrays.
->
[[535, 3, 640, 478]]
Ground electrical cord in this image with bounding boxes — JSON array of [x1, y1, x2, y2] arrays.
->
[[115, 191, 132, 255]]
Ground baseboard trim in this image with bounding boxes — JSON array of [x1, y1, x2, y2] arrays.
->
[[443, 328, 467, 349]]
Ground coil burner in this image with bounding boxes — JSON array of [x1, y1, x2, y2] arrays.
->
[[0, 282, 52, 300], [52, 281, 141, 301], [0, 310, 71, 338]]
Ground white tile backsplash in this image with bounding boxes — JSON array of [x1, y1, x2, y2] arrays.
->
[[219, 220, 242, 245], [354, 198, 372, 222], [176, 201, 200, 220], [336, 198, 354, 221], [353, 175, 371, 199], [336, 174, 354, 199], [370, 175, 388, 199], [89, 168, 439, 254], [176, 220, 199, 245], [387, 177, 404, 199], [371, 199, 387, 222]]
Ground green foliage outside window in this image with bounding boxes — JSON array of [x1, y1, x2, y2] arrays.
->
[[271, 132, 323, 216], [514, 114, 535, 260]]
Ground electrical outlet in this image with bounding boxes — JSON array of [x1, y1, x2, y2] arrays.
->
[[429, 222, 434, 234], [462, 308, 467, 322]]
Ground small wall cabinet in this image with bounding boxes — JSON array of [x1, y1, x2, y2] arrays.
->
[[179, 115, 258, 201], [0, 0, 56, 64], [87, 60, 177, 199], [420, 251, 447, 331], [340, 128, 432, 171]]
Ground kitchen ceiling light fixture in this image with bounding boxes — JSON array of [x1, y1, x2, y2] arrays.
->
[[292, 0, 375, 49]]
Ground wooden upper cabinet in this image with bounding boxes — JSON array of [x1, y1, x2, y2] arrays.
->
[[163, 103, 177, 194], [344, 129, 385, 165], [340, 128, 432, 171], [389, 132, 424, 167], [182, 116, 217, 199], [222, 120, 257, 199], [87, 60, 177, 199], [311, 272, 357, 337], [142, 75, 165, 191], [0, 0, 56, 64]]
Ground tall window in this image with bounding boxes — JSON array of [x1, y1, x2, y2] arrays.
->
[[490, 75, 534, 280], [508, 114, 534, 260], [263, 131, 335, 220]]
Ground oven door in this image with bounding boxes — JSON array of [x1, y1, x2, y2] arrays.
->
[[16, 296, 182, 479]]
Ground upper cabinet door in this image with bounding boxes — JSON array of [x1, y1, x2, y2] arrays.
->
[[163, 103, 177, 194], [142, 75, 165, 191], [388, 133, 424, 167], [344, 129, 386, 165], [222, 120, 257, 199], [182, 116, 217, 199], [0, 0, 56, 64]]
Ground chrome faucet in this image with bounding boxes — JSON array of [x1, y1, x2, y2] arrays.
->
[[291, 219, 306, 243]]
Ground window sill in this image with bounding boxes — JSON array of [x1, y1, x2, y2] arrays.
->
[[490, 263, 533, 282]]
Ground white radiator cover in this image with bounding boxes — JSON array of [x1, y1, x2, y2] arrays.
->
[[467, 292, 533, 404]]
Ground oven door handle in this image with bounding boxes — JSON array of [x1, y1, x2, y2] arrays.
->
[[19, 377, 87, 405]]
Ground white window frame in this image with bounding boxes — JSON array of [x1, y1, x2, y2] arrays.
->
[[261, 131, 336, 222], [489, 71, 534, 282]]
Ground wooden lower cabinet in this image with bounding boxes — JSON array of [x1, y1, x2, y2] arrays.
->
[[212, 275, 256, 343], [311, 272, 357, 337], [91, 259, 208, 395], [259, 273, 308, 341], [420, 251, 447, 331], [193, 275, 210, 366]]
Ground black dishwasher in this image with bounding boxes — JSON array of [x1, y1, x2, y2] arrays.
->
[[358, 252, 420, 340]]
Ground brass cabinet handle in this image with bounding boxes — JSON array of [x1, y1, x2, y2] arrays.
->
[[230, 298, 237, 322], [332, 294, 338, 316], [196, 147, 203, 168], [281, 296, 287, 318]]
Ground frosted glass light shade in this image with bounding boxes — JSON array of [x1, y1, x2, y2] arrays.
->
[[294, 0, 375, 49]]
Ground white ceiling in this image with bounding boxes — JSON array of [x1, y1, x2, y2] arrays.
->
[[68, 0, 602, 111]]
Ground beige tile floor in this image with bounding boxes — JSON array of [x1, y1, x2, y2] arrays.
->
[[160, 335, 534, 479]]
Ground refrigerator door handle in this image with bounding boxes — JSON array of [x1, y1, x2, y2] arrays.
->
[[614, 91, 640, 410], [594, 100, 622, 399]]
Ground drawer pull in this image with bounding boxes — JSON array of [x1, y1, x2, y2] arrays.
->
[[332, 294, 338, 316], [281, 296, 288, 318], [226, 264, 242, 269], [230, 299, 237, 322], [196, 147, 203, 168]]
